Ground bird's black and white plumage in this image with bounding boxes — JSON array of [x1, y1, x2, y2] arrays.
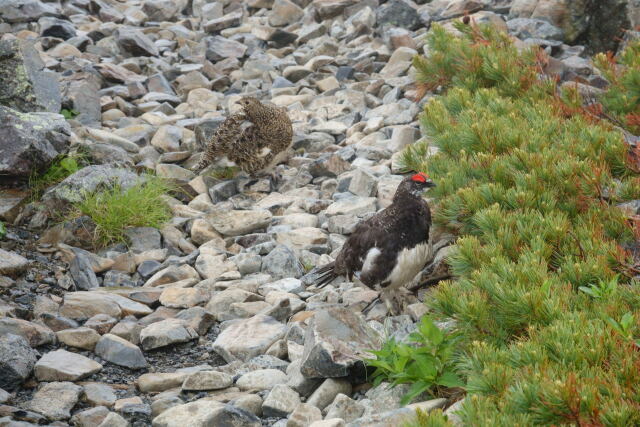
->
[[313, 172, 436, 314]]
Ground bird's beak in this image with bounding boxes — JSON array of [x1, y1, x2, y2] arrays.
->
[[425, 179, 436, 188]]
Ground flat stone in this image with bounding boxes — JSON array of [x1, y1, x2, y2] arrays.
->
[[236, 369, 288, 391], [71, 406, 110, 427], [261, 245, 304, 280], [81, 382, 117, 407], [286, 403, 322, 427], [138, 372, 188, 393], [60, 291, 152, 321], [116, 27, 159, 56], [140, 319, 198, 350], [28, 381, 83, 421], [325, 197, 377, 217], [0, 333, 38, 391], [160, 288, 210, 308], [325, 393, 365, 422], [35, 349, 102, 381], [0, 249, 29, 277], [152, 400, 260, 427], [175, 307, 216, 335], [213, 314, 286, 362], [56, 327, 101, 350], [94, 334, 147, 369], [181, 371, 233, 391], [195, 253, 237, 281], [206, 209, 272, 237]]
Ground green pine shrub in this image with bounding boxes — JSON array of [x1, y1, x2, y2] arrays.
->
[[74, 175, 173, 246], [389, 22, 640, 425]]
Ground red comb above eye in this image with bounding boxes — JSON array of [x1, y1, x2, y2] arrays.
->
[[411, 173, 428, 182]]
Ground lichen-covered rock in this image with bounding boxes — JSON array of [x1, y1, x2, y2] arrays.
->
[[0, 38, 61, 113], [0, 333, 38, 391], [0, 106, 69, 179]]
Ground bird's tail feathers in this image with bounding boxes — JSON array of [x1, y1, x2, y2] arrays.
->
[[311, 262, 337, 288]]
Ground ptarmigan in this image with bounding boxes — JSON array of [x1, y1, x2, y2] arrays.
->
[[194, 96, 293, 176], [312, 172, 436, 314]]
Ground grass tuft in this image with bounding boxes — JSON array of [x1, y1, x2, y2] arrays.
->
[[74, 176, 172, 246], [207, 166, 239, 180], [29, 153, 85, 201]]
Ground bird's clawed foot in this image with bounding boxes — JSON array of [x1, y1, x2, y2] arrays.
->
[[363, 288, 417, 317]]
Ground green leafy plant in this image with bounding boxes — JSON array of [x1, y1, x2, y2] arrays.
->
[[606, 312, 640, 346], [30, 153, 84, 200], [578, 275, 619, 299], [365, 316, 463, 405], [0, 221, 6, 239], [405, 409, 453, 427], [60, 108, 79, 120], [74, 176, 173, 246]]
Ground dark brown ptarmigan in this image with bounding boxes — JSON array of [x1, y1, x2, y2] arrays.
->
[[312, 173, 436, 314], [194, 97, 293, 175]]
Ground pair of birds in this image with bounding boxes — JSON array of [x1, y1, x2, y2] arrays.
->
[[196, 97, 436, 314]]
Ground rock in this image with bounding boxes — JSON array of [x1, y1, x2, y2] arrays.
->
[[306, 378, 352, 411], [124, 227, 162, 253], [160, 287, 210, 308], [286, 403, 322, 427], [348, 168, 377, 197], [195, 253, 237, 280], [39, 17, 76, 39], [35, 349, 102, 381], [213, 314, 286, 362], [379, 46, 417, 78], [0, 0, 60, 23], [236, 369, 288, 391], [262, 245, 304, 280], [98, 412, 129, 427], [181, 371, 233, 391], [0, 106, 70, 179], [28, 381, 83, 421], [313, 0, 357, 20], [42, 165, 142, 209], [71, 406, 110, 427], [94, 334, 148, 369], [207, 209, 272, 236], [311, 420, 345, 427], [300, 307, 381, 378], [269, 0, 304, 26], [144, 264, 201, 287], [82, 382, 117, 407], [348, 398, 447, 426], [0, 317, 55, 347], [0, 39, 61, 113], [140, 319, 198, 350], [175, 307, 216, 335], [325, 197, 377, 217], [205, 36, 247, 62], [507, 18, 564, 41], [262, 384, 301, 417], [309, 152, 353, 178], [70, 249, 100, 290], [116, 27, 159, 57], [376, 0, 421, 29], [152, 401, 260, 427], [143, 0, 180, 21], [0, 334, 38, 391], [325, 394, 365, 422], [56, 327, 101, 350], [60, 291, 152, 321], [276, 227, 328, 252]]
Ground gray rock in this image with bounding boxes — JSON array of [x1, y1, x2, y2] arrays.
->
[[152, 401, 260, 427], [0, 250, 30, 277], [140, 319, 198, 350], [262, 384, 300, 417], [0, 106, 70, 179], [124, 227, 163, 253], [138, 373, 188, 393], [82, 383, 118, 407], [116, 27, 159, 57], [42, 165, 142, 209], [300, 307, 382, 378], [286, 403, 322, 427], [306, 378, 352, 411], [99, 411, 129, 426], [71, 406, 110, 427], [39, 17, 76, 39], [94, 334, 147, 369], [142, 0, 180, 21], [70, 250, 100, 290], [207, 209, 272, 237], [62, 73, 102, 126], [0, 334, 38, 391], [34, 349, 102, 382], [237, 369, 288, 391], [376, 0, 420, 29], [325, 393, 365, 422], [0, 0, 60, 23], [0, 37, 61, 113], [261, 245, 304, 280], [205, 36, 247, 62], [175, 307, 216, 335], [308, 152, 352, 178], [181, 370, 233, 391], [507, 18, 564, 41], [28, 381, 83, 421], [0, 317, 55, 347], [213, 314, 286, 362], [286, 360, 321, 397], [56, 327, 101, 350]]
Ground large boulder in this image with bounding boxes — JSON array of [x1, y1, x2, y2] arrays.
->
[[0, 106, 70, 179], [0, 333, 38, 391], [0, 0, 60, 23], [0, 39, 61, 113], [300, 307, 382, 378]]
